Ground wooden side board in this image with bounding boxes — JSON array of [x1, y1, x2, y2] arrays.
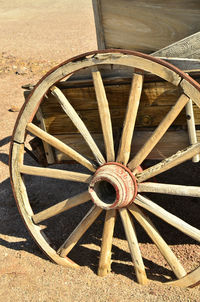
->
[[92, 0, 200, 53], [92, 0, 106, 49], [52, 130, 191, 162], [152, 32, 200, 59], [26, 72, 200, 163], [39, 79, 200, 135]]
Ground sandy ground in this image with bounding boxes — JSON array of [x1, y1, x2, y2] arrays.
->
[[0, 1, 200, 301]]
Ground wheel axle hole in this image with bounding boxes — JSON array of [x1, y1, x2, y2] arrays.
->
[[94, 180, 116, 205]]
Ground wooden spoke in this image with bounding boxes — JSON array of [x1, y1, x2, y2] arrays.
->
[[129, 204, 186, 279], [138, 182, 200, 197], [135, 194, 200, 242], [27, 123, 96, 172], [33, 191, 91, 224], [51, 86, 105, 165], [128, 94, 189, 170], [137, 143, 200, 183], [119, 208, 148, 285], [117, 74, 143, 165], [57, 205, 102, 257], [98, 209, 116, 277], [92, 69, 115, 162], [20, 165, 92, 183]]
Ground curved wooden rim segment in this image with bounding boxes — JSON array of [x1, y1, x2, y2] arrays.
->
[[167, 267, 200, 288]]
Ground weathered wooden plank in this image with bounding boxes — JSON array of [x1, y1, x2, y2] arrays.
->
[[38, 79, 200, 136], [41, 81, 181, 112], [44, 106, 195, 135], [159, 58, 200, 72], [24, 68, 200, 101], [52, 130, 190, 162], [152, 32, 200, 59], [41, 97, 200, 135], [96, 0, 200, 53], [54, 133, 103, 161], [92, 0, 106, 49]]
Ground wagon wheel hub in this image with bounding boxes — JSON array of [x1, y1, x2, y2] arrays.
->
[[89, 162, 137, 209]]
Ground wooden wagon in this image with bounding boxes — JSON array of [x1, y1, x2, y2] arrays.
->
[[10, 0, 200, 287]]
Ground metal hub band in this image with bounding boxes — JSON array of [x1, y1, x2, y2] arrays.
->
[[88, 163, 137, 209]]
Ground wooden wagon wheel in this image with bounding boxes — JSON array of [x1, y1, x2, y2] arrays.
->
[[10, 50, 200, 287]]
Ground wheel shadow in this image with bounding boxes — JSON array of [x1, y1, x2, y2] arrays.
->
[[0, 152, 9, 166], [0, 168, 199, 282], [0, 136, 11, 148], [0, 176, 48, 260], [0, 135, 199, 282], [0, 135, 12, 166], [66, 232, 175, 283], [0, 135, 48, 260]]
